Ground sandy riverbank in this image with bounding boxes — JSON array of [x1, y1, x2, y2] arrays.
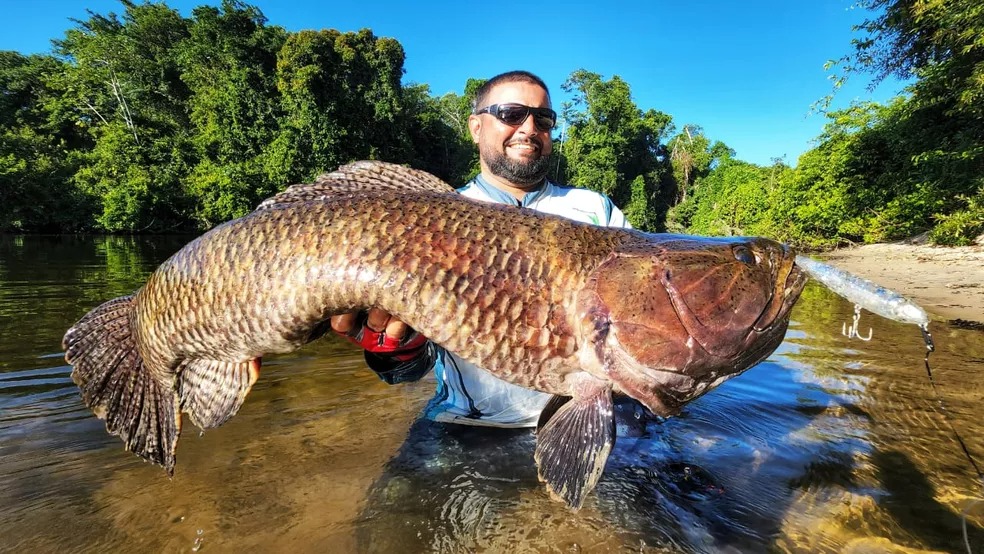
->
[[820, 239, 983, 325]]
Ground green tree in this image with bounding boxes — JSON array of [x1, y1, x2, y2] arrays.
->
[[686, 158, 774, 238], [848, 0, 984, 119], [665, 125, 735, 231], [0, 51, 90, 231], [825, 0, 984, 244], [401, 84, 476, 184], [177, 0, 286, 226], [53, 0, 195, 231], [269, 28, 415, 191], [558, 70, 673, 231]]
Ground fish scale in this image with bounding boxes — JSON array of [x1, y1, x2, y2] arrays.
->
[[137, 193, 621, 391], [63, 160, 806, 509]]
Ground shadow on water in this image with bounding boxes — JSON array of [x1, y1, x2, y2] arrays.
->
[[872, 448, 984, 552], [353, 281, 984, 552], [2, 235, 984, 552], [355, 421, 541, 552], [354, 400, 758, 552], [784, 443, 984, 552], [353, 353, 860, 552]]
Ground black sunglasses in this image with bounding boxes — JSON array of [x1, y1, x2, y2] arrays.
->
[[475, 103, 557, 132]]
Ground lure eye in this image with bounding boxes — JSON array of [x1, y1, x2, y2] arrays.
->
[[733, 246, 756, 265]]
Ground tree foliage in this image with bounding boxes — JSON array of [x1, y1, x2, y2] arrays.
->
[[52, 0, 195, 231], [1, 0, 479, 233], [826, 0, 984, 244], [1, 0, 981, 246], [674, 0, 983, 246], [558, 70, 673, 231], [0, 51, 90, 232], [400, 83, 477, 184]]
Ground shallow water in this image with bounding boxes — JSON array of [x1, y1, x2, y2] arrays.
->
[[1, 234, 982, 553]]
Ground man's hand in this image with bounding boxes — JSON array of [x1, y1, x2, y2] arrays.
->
[[330, 309, 427, 361], [331, 308, 410, 341]]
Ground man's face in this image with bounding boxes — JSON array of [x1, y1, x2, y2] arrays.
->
[[469, 81, 554, 188]]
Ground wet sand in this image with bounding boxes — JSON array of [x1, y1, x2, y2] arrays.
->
[[821, 240, 984, 325]]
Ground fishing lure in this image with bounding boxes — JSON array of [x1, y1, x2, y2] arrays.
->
[[795, 256, 984, 553], [794, 255, 934, 351]]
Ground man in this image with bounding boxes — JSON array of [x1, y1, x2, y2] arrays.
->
[[330, 70, 630, 428]]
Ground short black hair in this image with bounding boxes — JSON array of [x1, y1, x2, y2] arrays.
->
[[472, 70, 551, 113]]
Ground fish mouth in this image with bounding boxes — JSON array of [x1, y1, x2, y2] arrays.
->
[[751, 252, 807, 334]]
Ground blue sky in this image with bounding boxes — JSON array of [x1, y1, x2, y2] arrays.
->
[[4, 0, 907, 167]]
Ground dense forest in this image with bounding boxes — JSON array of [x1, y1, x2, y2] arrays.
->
[[1, 0, 981, 246]]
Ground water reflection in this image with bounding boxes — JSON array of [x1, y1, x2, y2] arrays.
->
[[0, 235, 982, 552]]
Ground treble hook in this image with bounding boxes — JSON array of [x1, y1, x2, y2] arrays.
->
[[842, 304, 873, 341]]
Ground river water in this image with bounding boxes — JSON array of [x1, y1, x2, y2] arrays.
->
[[1, 234, 981, 553]]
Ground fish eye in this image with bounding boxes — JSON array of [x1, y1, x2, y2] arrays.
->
[[733, 246, 756, 265]]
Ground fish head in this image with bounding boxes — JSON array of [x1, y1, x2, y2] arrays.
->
[[577, 235, 807, 416]]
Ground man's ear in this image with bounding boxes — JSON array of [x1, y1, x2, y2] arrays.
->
[[468, 114, 481, 143]]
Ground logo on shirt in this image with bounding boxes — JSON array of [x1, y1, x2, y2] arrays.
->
[[569, 207, 600, 225]]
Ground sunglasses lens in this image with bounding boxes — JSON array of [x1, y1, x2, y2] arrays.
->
[[496, 105, 530, 125], [484, 104, 556, 131], [533, 110, 556, 131]]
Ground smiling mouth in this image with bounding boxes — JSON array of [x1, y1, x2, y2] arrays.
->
[[506, 139, 541, 153]]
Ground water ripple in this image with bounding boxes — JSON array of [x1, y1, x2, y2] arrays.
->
[[1, 235, 982, 552]]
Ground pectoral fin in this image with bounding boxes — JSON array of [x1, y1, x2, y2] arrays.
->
[[534, 382, 615, 510], [177, 357, 261, 430], [536, 394, 572, 429]]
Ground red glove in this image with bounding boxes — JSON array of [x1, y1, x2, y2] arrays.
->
[[336, 317, 428, 362]]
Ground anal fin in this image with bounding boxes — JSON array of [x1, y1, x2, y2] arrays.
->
[[534, 382, 615, 510], [178, 357, 261, 429]]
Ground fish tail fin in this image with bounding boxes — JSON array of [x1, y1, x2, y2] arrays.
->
[[534, 384, 616, 510], [178, 357, 261, 430], [62, 295, 181, 473]]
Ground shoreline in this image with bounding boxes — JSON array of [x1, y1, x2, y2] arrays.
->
[[819, 241, 983, 326]]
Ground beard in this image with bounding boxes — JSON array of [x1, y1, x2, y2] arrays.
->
[[481, 139, 552, 187]]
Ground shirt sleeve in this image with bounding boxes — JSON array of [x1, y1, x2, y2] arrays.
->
[[602, 195, 633, 229]]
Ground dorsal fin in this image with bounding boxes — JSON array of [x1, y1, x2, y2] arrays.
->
[[256, 160, 455, 210]]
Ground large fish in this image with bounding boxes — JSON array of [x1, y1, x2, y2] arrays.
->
[[63, 161, 807, 509]]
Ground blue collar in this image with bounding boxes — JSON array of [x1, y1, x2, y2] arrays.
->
[[467, 174, 550, 208]]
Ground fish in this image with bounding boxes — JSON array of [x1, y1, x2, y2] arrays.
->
[[63, 161, 807, 509]]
